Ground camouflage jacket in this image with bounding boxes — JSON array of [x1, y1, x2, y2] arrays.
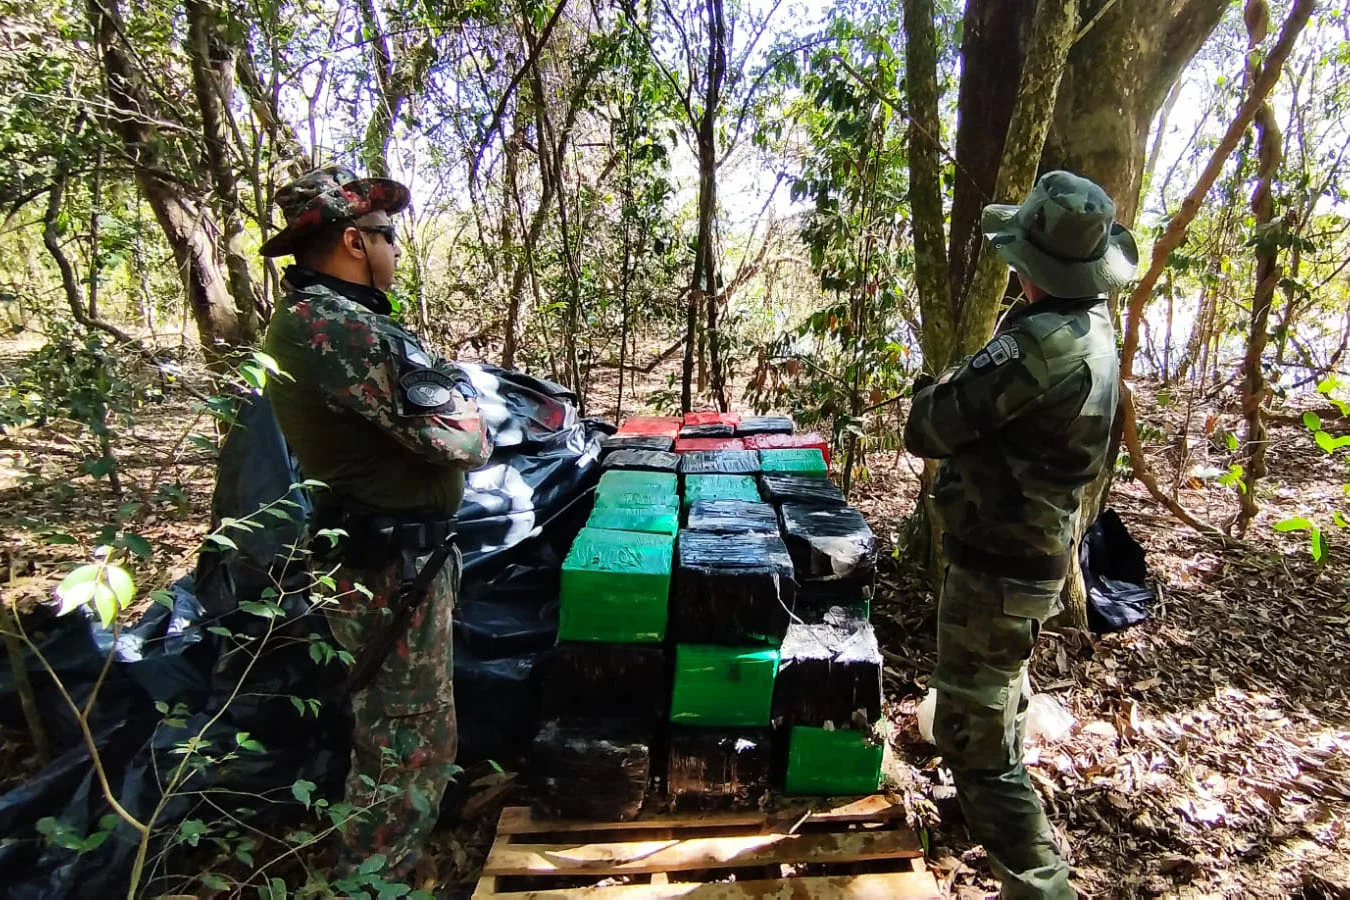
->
[[905, 297, 1119, 558], [264, 268, 492, 515]]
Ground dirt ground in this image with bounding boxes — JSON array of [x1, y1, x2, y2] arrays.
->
[[2, 334, 1348, 898]]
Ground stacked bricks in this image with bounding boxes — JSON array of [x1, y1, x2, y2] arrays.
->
[[534, 410, 884, 819], [531, 419, 678, 821]]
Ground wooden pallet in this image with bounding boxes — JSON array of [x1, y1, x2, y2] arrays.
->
[[473, 796, 940, 898]]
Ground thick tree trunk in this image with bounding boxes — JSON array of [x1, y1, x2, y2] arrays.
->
[[947, 0, 1035, 317], [903, 0, 952, 371], [186, 0, 256, 327], [957, 0, 1078, 357], [91, 0, 255, 355]]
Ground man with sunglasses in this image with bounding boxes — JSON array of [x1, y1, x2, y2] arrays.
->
[[260, 165, 491, 883]]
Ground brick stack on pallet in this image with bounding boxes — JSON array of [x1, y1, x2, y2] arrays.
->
[[530, 411, 883, 821]]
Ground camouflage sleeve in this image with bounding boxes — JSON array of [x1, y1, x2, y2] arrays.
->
[[302, 304, 493, 468], [904, 330, 1057, 459]]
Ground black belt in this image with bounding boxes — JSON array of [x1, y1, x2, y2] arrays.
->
[[310, 498, 456, 570], [943, 534, 1070, 581]]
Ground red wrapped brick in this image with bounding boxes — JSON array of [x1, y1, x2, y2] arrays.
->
[[617, 416, 682, 438], [674, 437, 746, 453], [742, 431, 831, 465], [684, 410, 741, 427]]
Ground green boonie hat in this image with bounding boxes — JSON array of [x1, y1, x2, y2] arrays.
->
[[982, 170, 1139, 297], [260, 164, 411, 258]]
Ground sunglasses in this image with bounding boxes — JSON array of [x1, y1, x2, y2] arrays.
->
[[356, 224, 397, 245]]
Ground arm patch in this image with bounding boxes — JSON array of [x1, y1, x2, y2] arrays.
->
[[400, 368, 460, 413], [970, 334, 1021, 370]]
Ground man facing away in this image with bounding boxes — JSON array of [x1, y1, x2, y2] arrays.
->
[[905, 171, 1137, 899], [260, 165, 493, 879]]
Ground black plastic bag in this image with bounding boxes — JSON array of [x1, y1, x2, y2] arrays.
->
[[1079, 509, 1151, 633]]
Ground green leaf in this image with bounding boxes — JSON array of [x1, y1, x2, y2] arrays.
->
[[1315, 431, 1350, 453], [40, 531, 78, 546], [291, 779, 316, 808], [1225, 432, 1238, 451], [1311, 528, 1328, 564], [178, 818, 208, 847], [289, 695, 306, 716], [1275, 517, 1313, 532], [205, 533, 239, 551], [155, 701, 169, 714], [235, 732, 265, 753], [378, 884, 411, 899], [269, 876, 287, 900], [1334, 511, 1348, 529], [121, 533, 152, 559], [199, 872, 230, 891], [360, 854, 388, 875], [207, 625, 233, 638], [150, 589, 175, 609], [1303, 411, 1322, 432]]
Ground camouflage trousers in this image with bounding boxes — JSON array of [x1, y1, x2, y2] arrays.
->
[[323, 546, 461, 879], [931, 561, 1074, 900]]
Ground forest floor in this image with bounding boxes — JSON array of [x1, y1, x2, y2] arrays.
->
[[1, 332, 1348, 898]]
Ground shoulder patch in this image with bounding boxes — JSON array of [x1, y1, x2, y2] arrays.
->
[[401, 338, 432, 368], [400, 368, 458, 411], [970, 334, 1021, 370]]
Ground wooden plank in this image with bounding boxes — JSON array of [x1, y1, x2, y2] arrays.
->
[[495, 796, 903, 836], [472, 876, 499, 899], [474, 871, 940, 899], [482, 828, 922, 878]]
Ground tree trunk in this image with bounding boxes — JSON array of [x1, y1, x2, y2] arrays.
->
[[903, 0, 952, 371], [90, 0, 255, 355], [947, 0, 1036, 316], [1238, 0, 1284, 534], [186, 0, 256, 328], [957, 0, 1078, 357]]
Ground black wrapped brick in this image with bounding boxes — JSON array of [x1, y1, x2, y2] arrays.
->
[[735, 416, 795, 436], [795, 580, 872, 619], [679, 450, 761, 476], [670, 530, 797, 643], [540, 643, 668, 719], [685, 499, 779, 534], [601, 434, 676, 453], [678, 423, 736, 438], [758, 473, 846, 507], [529, 718, 652, 821], [772, 608, 882, 729], [778, 502, 877, 581], [666, 727, 772, 809], [602, 449, 680, 473]]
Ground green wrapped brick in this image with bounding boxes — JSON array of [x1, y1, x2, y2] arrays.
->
[[759, 448, 828, 477], [670, 644, 779, 727], [682, 474, 760, 510], [784, 726, 882, 795], [559, 528, 673, 643], [586, 504, 679, 536], [594, 470, 679, 509]]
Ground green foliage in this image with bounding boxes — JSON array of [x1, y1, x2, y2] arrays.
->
[[745, 4, 916, 482], [1275, 378, 1350, 564]]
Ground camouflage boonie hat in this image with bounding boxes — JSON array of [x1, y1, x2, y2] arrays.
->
[[982, 170, 1139, 297], [260, 164, 411, 258]]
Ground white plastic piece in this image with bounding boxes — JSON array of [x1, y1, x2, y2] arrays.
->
[[1025, 693, 1075, 744], [917, 687, 937, 744]]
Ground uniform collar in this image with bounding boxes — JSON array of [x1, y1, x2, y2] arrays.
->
[[1003, 294, 1106, 326], [283, 265, 393, 316]]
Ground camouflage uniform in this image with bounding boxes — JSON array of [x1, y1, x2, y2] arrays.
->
[[262, 166, 492, 878], [905, 172, 1132, 900]]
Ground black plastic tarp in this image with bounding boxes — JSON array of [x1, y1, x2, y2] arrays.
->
[[0, 364, 602, 897]]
